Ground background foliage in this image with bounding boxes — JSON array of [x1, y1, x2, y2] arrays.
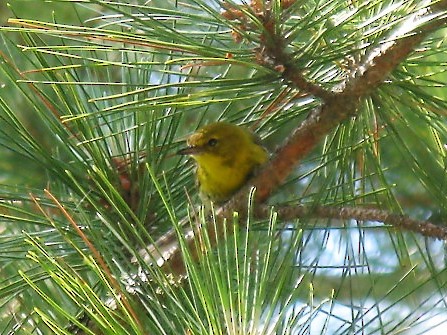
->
[[1, 0, 447, 334]]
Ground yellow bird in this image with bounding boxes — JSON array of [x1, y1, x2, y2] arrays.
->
[[177, 122, 269, 205]]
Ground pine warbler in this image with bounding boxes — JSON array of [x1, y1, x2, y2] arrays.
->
[[178, 122, 268, 204]]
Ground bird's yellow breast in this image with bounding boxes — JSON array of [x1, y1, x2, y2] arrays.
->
[[195, 142, 267, 203]]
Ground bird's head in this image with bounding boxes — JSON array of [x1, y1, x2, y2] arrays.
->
[[177, 122, 251, 165]]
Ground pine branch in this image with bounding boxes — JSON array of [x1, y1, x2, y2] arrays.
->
[[247, 0, 447, 202], [3, 1, 447, 332], [153, 0, 447, 276], [258, 204, 447, 240], [141, 202, 447, 277]]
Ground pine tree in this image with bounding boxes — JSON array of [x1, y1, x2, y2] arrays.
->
[[1, 0, 447, 334]]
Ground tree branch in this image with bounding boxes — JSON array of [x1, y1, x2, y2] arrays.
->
[[139, 202, 447, 277], [151, 1, 447, 276], [257, 204, 447, 240], [248, 1, 447, 203]]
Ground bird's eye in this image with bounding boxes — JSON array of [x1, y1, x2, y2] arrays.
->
[[207, 138, 218, 147]]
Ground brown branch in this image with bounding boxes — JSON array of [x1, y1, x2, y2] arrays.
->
[[250, 93, 356, 202], [249, 1, 447, 203], [140, 202, 447, 278], [156, 1, 447, 275], [257, 204, 447, 240], [42, 190, 144, 334]]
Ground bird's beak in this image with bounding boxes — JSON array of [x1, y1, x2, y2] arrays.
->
[[177, 146, 203, 156]]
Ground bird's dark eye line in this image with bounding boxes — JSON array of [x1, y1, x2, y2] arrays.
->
[[208, 138, 218, 147]]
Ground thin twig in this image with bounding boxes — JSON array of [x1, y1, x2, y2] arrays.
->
[[257, 204, 447, 240], [143, 201, 447, 278], [43, 189, 144, 333]]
